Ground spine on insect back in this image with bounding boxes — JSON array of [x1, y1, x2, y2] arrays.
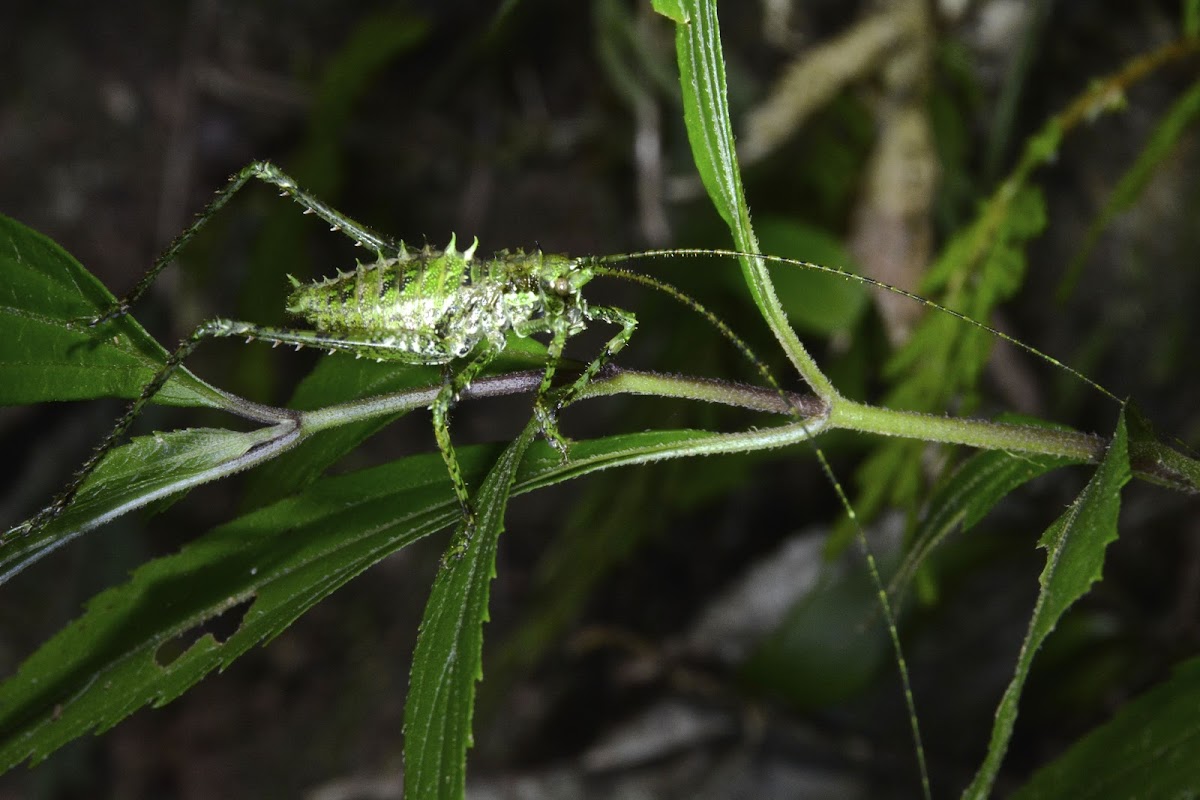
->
[[280, 237, 580, 364], [285, 244, 455, 334]]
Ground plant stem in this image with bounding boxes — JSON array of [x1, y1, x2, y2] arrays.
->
[[582, 368, 825, 416], [299, 367, 1106, 466], [829, 398, 1105, 461]]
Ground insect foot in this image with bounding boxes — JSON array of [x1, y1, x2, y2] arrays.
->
[[534, 399, 573, 463], [3, 517, 35, 542], [86, 301, 132, 328], [198, 319, 256, 339], [8, 479, 80, 540]]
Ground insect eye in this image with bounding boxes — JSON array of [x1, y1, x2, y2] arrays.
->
[[552, 277, 572, 295]]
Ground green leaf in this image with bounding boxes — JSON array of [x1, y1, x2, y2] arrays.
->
[[963, 411, 1131, 799], [0, 418, 832, 772], [0, 213, 223, 408], [662, 0, 755, 254], [1011, 655, 1200, 799], [0, 446, 476, 773], [404, 422, 537, 799], [889, 434, 1085, 604], [0, 423, 301, 585], [1059, 76, 1200, 298], [657, 0, 832, 397]]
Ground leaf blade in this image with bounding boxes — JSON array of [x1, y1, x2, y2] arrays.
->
[[0, 213, 223, 408], [0, 424, 302, 585], [0, 449, 464, 772], [1011, 655, 1200, 799], [963, 411, 1131, 798], [404, 422, 537, 799]]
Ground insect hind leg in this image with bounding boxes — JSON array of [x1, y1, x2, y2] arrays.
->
[[13, 318, 298, 540], [92, 161, 395, 327]]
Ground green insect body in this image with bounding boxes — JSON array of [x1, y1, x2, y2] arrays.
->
[[283, 237, 594, 365]]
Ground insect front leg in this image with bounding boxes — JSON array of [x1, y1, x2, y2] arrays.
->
[[532, 322, 573, 460], [92, 161, 394, 327], [431, 347, 500, 538], [534, 306, 638, 463], [564, 305, 638, 403]]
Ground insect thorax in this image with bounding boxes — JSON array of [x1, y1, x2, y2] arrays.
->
[[284, 241, 590, 363]]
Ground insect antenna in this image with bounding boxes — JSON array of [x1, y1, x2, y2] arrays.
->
[[589, 264, 802, 411], [599, 248, 1121, 405], [591, 257, 934, 797]]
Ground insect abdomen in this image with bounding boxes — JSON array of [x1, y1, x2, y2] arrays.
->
[[285, 241, 545, 362]]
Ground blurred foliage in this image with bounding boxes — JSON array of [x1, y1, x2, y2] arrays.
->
[[1, 1, 1200, 797]]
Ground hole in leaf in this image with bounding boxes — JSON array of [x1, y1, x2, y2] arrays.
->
[[155, 596, 255, 668]]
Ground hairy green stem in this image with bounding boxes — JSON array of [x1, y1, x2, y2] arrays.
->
[[299, 367, 1106, 467], [665, 0, 836, 402], [830, 399, 1106, 461]]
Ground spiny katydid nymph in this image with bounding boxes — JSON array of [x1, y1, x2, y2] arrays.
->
[[18, 162, 637, 542]]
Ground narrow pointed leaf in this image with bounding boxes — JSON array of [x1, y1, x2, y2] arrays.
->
[[657, 0, 754, 250], [404, 422, 537, 799], [655, 0, 830, 396], [0, 448, 474, 772], [0, 213, 223, 408], [0, 424, 301, 585], [963, 411, 1131, 798]]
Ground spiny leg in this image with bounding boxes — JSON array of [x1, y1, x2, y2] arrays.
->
[[179, 322, 503, 531], [564, 306, 638, 401], [92, 161, 395, 326], [12, 319, 298, 539], [532, 322, 573, 458], [537, 305, 638, 460], [431, 348, 501, 537]]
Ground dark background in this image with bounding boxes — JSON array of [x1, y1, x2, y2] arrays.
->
[[1, 1, 1198, 797]]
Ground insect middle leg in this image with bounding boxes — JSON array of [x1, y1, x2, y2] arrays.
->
[[92, 161, 395, 326], [430, 348, 502, 534], [533, 305, 638, 459]]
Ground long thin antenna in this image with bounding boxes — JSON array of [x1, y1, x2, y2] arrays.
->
[[599, 248, 1121, 405], [590, 265, 798, 407], [592, 260, 933, 798]]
